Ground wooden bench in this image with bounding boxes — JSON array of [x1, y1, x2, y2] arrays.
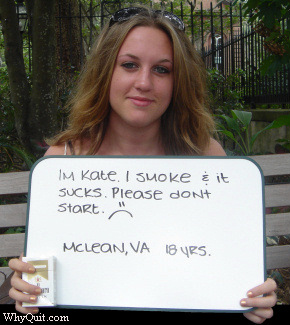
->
[[0, 154, 289, 302]]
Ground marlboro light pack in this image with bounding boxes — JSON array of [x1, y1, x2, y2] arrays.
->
[[22, 256, 56, 307]]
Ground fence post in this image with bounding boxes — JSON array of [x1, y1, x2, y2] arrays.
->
[[230, 3, 235, 75], [219, 3, 224, 76], [210, 2, 215, 69], [200, 2, 204, 58], [190, 1, 194, 45], [239, 2, 245, 96], [250, 13, 255, 108]]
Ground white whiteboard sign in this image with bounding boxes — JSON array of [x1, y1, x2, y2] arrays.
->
[[24, 156, 266, 312]]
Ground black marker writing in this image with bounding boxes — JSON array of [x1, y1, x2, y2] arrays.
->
[[216, 173, 229, 183], [108, 202, 133, 220], [58, 203, 100, 214], [81, 170, 117, 182], [63, 241, 150, 255], [59, 169, 75, 181], [111, 187, 163, 200], [169, 189, 211, 199]]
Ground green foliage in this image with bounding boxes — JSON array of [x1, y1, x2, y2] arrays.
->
[[4, 227, 25, 234], [0, 67, 14, 131], [0, 227, 25, 267], [1, 22, 36, 169], [271, 114, 290, 152], [239, 0, 290, 76], [0, 139, 36, 171], [216, 110, 255, 155], [0, 66, 35, 171], [216, 110, 290, 155], [207, 68, 245, 115], [276, 138, 290, 152], [0, 258, 8, 267], [242, 0, 290, 29]]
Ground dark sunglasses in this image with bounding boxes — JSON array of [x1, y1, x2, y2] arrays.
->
[[109, 7, 185, 31]]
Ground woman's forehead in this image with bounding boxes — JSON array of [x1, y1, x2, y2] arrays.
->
[[117, 26, 173, 60]]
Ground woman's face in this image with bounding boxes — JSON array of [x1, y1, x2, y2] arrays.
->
[[109, 26, 174, 131]]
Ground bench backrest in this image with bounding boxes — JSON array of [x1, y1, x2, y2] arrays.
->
[[0, 154, 289, 286]]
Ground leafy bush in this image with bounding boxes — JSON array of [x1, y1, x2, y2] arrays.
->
[[207, 68, 245, 115], [216, 110, 290, 155], [0, 66, 35, 171], [239, 0, 290, 76]]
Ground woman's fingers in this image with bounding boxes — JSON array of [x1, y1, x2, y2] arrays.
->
[[9, 271, 41, 311], [9, 285, 39, 305], [243, 309, 273, 324], [9, 255, 35, 274], [247, 278, 277, 298], [10, 272, 42, 296], [8, 254, 41, 314], [15, 299, 39, 315], [240, 278, 277, 308], [241, 278, 277, 324], [241, 291, 277, 308], [9, 257, 41, 297]]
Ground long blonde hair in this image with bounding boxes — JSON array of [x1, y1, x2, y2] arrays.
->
[[48, 6, 215, 155]]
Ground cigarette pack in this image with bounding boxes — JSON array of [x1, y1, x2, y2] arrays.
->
[[22, 256, 56, 307]]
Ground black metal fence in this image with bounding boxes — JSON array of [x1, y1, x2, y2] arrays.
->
[[16, 0, 290, 106], [202, 3, 290, 107]]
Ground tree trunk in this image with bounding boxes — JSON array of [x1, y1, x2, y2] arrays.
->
[[1, 0, 84, 157], [55, 0, 83, 74], [55, 0, 84, 129], [0, 0, 31, 152], [28, 0, 58, 156]]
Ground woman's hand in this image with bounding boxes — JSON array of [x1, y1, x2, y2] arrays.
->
[[8, 254, 41, 314], [241, 278, 277, 324]]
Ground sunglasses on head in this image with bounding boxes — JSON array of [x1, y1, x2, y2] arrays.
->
[[109, 7, 185, 32]]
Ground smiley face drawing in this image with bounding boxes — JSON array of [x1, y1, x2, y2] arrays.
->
[[108, 202, 133, 220]]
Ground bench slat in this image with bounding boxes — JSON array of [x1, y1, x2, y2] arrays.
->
[[0, 203, 27, 228], [0, 188, 288, 228], [0, 209, 289, 238], [266, 245, 290, 269], [251, 154, 290, 176], [0, 155, 289, 195], [1, 244, 288, 287], [0, 156, 289, 194], [266, 213, 290, 236], [0, 233, 25, 258], [265, 184, 290, 208], [0, 171, 30, 195], [0, 209, 288, 267], [1, 212, 289, 236]]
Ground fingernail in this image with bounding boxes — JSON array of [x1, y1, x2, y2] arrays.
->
[[35, 288, 42, 294], [28, 267, 35, 273], [247, 291, 253, 297], [29, 296, 37, 302], [240, 300, 247, 306]]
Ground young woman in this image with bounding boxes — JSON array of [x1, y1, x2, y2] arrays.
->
[[8, 6, 276, 322]]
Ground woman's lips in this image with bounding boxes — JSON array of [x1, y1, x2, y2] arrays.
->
[[129, 96, 154, 107]]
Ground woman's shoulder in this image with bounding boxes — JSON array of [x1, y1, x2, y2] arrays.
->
[[44, 138, 91, 156], [202, 138, 226, 156], [44, 144, 66, 156]]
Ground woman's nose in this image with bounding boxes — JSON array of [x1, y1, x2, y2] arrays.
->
[[134, 68, 153, 91]]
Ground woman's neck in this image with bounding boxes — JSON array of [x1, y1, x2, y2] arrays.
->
[[97, 116, 165, 156]]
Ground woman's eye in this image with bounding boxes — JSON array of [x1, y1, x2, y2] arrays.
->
[[121, 62, 137, 70], [154, 66, 170, 74]]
